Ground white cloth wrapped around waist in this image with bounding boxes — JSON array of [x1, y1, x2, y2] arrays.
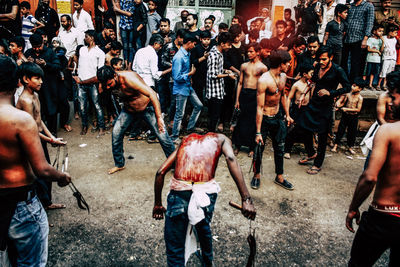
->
[[360, 121, 379, 156]]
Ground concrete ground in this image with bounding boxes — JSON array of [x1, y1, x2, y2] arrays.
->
[[45, 120, 389, 267]]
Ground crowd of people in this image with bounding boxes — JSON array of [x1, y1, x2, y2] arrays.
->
[[1, 0, 400, 266]]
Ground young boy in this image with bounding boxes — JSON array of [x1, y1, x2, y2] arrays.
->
[[331, 77, 367, 154], [105, 41, 123, 65], [111, 57, 124, 71], [365, 24, 384, 90], [323, 4, 348, 65], [145, 0, 161, 46], [9, 36, 27, 65], [20, 1, 44, 51], [133, 0, 148, 49], [378, 25, 399, 90]]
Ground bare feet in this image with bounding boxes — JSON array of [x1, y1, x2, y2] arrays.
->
[[80, 127, 88, 135], [248, 151, 254, 158], [284, 153, 291, 159], [97, 128, 105, 138], [63, 124, 72, 132], [46, 203, 66, 210], [331, 144, 338, 153], [108, 166, 125, 174], [74, 113, 79, 120], [348, 147, 356, 155]]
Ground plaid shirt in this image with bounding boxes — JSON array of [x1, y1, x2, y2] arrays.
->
[[119, 0, 135, 30], [206, 46, 225, 100], [344, 0, 374, 44]]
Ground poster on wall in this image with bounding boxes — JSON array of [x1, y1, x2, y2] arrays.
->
[[57, 0, 71, 15]]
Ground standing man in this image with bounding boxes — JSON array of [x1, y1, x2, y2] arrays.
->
[[252, 50, 294, 190], [342, 0, 374, 83], [35, 0, 60, 42], [346, 71, 400, 267], [206, 32, 236, 132], [58, 14, 84, 60], [270, 20, 290, 51], [170, 35, 203, 143], [186, 13, 201, 43], [96, 66, 175, 174], [318, 0, 336, 43], [72, 0, 94, 33], [174, 10, 189, 32], [72, 30, 106, 136], [0, 55, 71, 267], [298, 0, 323, 38], [153, 132, 256, 267], [375, 0, 400, 34], [158, 18, 176, 45]]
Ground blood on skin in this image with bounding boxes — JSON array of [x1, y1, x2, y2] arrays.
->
[[174, 133, 222, 183]]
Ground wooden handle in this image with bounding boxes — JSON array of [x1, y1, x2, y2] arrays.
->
[[229, 201, 242, 210]]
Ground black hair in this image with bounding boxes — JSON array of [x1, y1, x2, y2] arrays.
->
[[20, 1, 31, 9], [176, 28, 187, 38], [299, 64, 314, 75], [229, 24, 242, 37], [61, 14, 72, 22], [217, 32, 233, 45], [110, 57, 123, 68], [181, 10, 189, 16], [149, 34, 164, 46], [373, 23, 384, 32], [200, 30, 211, 39], [307, 36, 319, 45], [97, 65, 116, 84], [29, 34, 43, 46], [335, 4, 349, 17], [19, 62, 44, 85], [269, 50, 291, 69], [188, 13, 198, 23], [0, 39, 11, 56], [248, 29, 259, 41], [183, 34, 197, 44], [219, 22, 229, 31], [317, 45, 333, 58], [275, 20, 287, 28], [208, 15, 216, 22], [0, 55, 18, 93], [353, 77, 368, 88], [247, 42, 261, 52], [74, 0, 83, 5], [75, 44, 84, 57], [85, 30, 97, 44], [232, 15, 242, 24], [35, 29, 47, 37], [204, 17, 213, 24], [284, 8, 292, 14], [387, 71, 400, 93], [104, 22, 114, 30], [148, 0, 158, 6], [160, 18, 170, 25], [260, 38, 273, 50], [388, 25, 399, 33], [293, 37, 306, 47], [10, 36, 26, 51], [110, 41, 123, 50]]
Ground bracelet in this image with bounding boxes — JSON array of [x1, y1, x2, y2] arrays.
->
[[255, 132, 262, 136], [242, 196, 253, 203]]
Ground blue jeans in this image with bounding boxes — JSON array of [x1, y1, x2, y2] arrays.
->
[[78, 84, 105, 129], [165, 190, 217, 267], [112, 106, 175, 167], [8, 195, 49, 267], [171, 91, 203, 140], [121, 29, 135, 63]]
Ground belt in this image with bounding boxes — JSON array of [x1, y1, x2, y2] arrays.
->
[[370, 203, 400, 213], [0, 185, 36, 203]]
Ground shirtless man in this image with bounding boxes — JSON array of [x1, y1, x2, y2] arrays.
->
[[284, 64, 316, 159], [346, 71, 400, 266], [9, 36, 28, 66], [0, 55, 70, 266], [152, 132, 256, 267], [104, 41, 122, 66], [252, 50, 294, 190], [15, 62, 66, 210], [96, 66, 175, 174], [232, 43, 268, 156]]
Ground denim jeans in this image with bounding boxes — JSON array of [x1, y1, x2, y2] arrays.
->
[[171, 91, 203, 140], [165, 190, 217, 267], [112, 106, 175, 167], [8, 195, 49, 267], [120, 29, 135, 63], [157, 76, 172, 114], [78, 84, 105, 129]]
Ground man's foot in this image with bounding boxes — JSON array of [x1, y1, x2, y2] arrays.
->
[[251, 177, 260, 189], [375, 85, 381, 91], [274, 177, 294, 190], [91, 127, 98, 133], [147, 138, 159, 143], [63, 124, 72, 132], [97, 128, 105, 138], [298, 153, 317, 165], [284, 153, 291, 159], [74, 113, 80, 120], [80, 127, 88, 135], [217, 123, 223, 132], [108, 166, 125, 174], [233, 148, 239, 156], [306, 166, 321, 175], [45, 203, 66, 210], [331, 144, 338, 153], [348, 147, 356, 155], [248, 151, 254, 158]]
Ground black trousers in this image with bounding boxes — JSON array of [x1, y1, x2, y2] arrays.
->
[[302, 128, 328, 168], [207, 97, 223, 132], [285, 125, 316, 157], [342, 41, 367, 83], [349, 208, 400, 267], [335, 113, 358, 147], [35, 139, 52, 207]]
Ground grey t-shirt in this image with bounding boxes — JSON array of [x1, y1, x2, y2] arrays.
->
[[325, 20, 346, 49]]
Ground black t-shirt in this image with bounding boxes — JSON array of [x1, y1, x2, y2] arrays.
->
[[186, 29, 201, 44], [325, 20, 346, 49], [0, 0, 20, 37], [270, 36, 292, 51], [300, 2, 323, 34]]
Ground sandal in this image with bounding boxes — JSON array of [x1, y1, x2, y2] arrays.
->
[[298, 154, 317, 165], [274, 177, 294, 190], [306, 167, 321, 175]]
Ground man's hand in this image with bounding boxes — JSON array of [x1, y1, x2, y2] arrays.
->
[[228, 73, 237, 80], [286, 115, 294, 126], [36, 58, 46, 66], [57, 172, 72, 187], [255, 134, 263, 145], [361, 37, 368, 49], [157, 117, 165, 133], [234, 101, 240, 109], [188, 65, 196, 76], [27, 56, 34, 63], [241, 199, 256, 220], [318, 89, 330, 97], [72, 76, 82, 84], [52, 137, 67, 146], [346, 209, 360, 233], [152, 205, 166, 220]]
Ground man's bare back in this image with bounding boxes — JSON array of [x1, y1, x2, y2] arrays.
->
[[258, 71, 286, 116], [242, 61, 268, 89], [174, 133, 222, 183], [377, 91, 397, 124], [16, 90, 43, 131]]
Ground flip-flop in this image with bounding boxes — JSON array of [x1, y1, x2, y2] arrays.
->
[[298, 154, 317, 165], [306, 167, 321, 175]]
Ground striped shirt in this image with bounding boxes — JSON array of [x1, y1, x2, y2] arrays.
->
[[21, 15, 37, 39], [206, 45, 225, 100]]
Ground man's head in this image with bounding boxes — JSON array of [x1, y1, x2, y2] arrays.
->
[[317, 45, 333, 69], [0, 40, 10, 57], [35, 29, 48, 45], [41, 0, 50, 7], [148, 0, 157, 11], [9, 36, 25, 55], [387, 71, 400, 118], [292, 37, 306, 55], [204, 17, 214, 31], [286, 19, 295, 35], [187, 13, 198, 28], [254, 18, 264, 31], [84, 30, 96, 46], [231, 15, 242, 26], [110, 41, 123, 56], [307, 36, 320, 56], [160, 18, 170, 34], [180, 10, 189, 22], [381, 0, 392, 10], [60, 14, 72, 30], [275, 20, 287, 36], [260, 7, 269, 18], [260, 38, 273, 58], [249, 20, 256, 31], [200, 30, 211, 48], [0, 55, 18, 93], [351, 77, 367, 93], [299, 64, 314, 80], [134, 0, 143, 5], [218, 23, 229, 33], [73, 0, 83, 11], [247, 42, 260, 61], [19, 62, 44, 91], [103, 22, 115, 38], [269, 50, 291, 72], [373, 24, 385, 37], [20, 1, 31, 16], [335, 4, 349, 20], [229, 24, 242, 44], [149, 34, 164, 51], [182, 34, 197, 51], [52, 37, 62, 48], [97, 65, 118, 90], [30, 34, 44, 54], [175, 29, 186, 46], [387, 25, 399, 38], [217, 32, 232, 51], [111, 57, 123, 71], [284, 8, 292, 21], [248, 29, 259, 43]]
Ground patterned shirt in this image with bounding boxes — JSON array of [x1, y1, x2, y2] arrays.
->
[[344, 0, 374, 44], [206, 45, 225, 100], [119, 0, 135, 30]]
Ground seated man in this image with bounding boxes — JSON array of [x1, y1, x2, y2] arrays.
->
[[153, 132, 256, 267], [96, 66, 175, 174]]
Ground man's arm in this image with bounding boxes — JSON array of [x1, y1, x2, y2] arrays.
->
[[0, 5, 18, 21], [281, 89, 293, 126], [346, 125, 389, 232], [255, 75, 267, 144], [153, 148, 178, 219], [361, 3, 375, 48], [234, 64, 245, 108], [220, 135, 256, 220], [343, 96, 363, 113], [376, 93, 388, 125], [150, 51, 163, 81], [207, 53, 230, 79]]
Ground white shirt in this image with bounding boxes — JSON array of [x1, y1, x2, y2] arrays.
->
[[382, 36, 397, 61], [132, 45, 162, 87], [73, 9, 94, 33], [58, 26, 84, 59], [78, 46, 105, 81]]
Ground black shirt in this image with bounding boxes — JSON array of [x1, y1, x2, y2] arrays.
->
[[186, 29, 201, 44], [190, 43, 211, 87], [0, 0, 20, 37], [35, 5, 60, 40], [270, 36, 292, 51], [299, 2, 323, 35]]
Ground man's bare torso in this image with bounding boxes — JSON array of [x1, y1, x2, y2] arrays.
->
[[16, 90, 43, 131], [293, 79, 311, 106], [174, 133, 222, 183], [382, 92, 397, 123], [242, 61, 267, 89], [117, 71, 151, 113], [260, 71, 285, 116], [344, 93, 362, 115]]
